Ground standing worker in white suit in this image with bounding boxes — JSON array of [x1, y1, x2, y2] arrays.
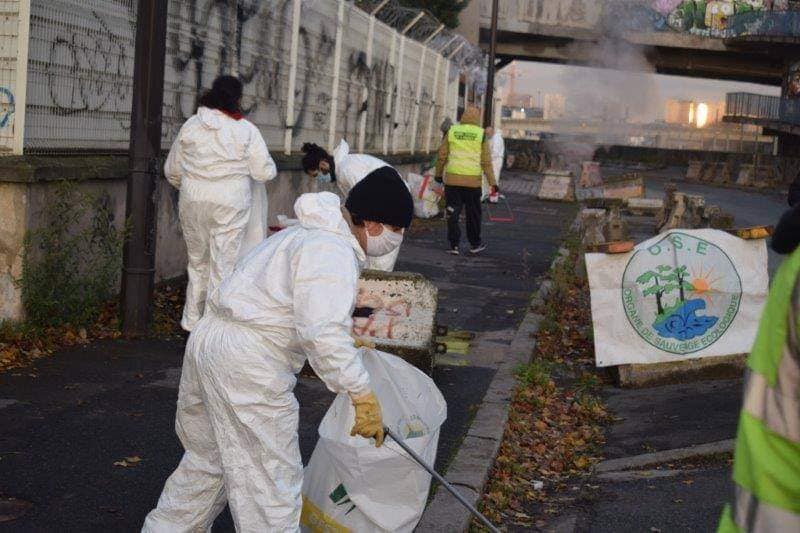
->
[[164, 76, 277, 331], [481, 127, 505, 203], [300, 140, 403, 271], [143, 167, 414, 532]]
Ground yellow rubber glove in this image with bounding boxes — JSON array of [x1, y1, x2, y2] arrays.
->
[[350, 391, 385, 447], [352, 336, 376, 349]]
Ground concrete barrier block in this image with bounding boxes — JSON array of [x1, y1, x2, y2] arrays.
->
[[686, 161, 702, 181], [625, 197, 664, 216], [579, 161, 603, 188], [614, 354, 746, 388], [538, 172, 575, 202]]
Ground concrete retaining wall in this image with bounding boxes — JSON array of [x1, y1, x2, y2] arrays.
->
[[0, 153, 429, 321]]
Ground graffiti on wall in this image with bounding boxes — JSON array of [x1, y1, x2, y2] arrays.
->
[[0, 88, 15, 128], [647, 0, 791, 35], [43, 9, 133, 119], [30, 0, 448, 151]]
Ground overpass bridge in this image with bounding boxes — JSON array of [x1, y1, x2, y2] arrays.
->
[[477, 1, 798, 86]]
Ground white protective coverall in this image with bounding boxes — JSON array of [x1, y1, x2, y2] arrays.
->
[[165, 106, 277, 331], [482, 131, 505, 202], [143, 192, 372, 533], [332, 139, 402, 271]]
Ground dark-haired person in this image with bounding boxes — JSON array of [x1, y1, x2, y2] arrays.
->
[[165, 75, 277, 331], [143, 168, 413, 532], [301, 139, 403, 270]]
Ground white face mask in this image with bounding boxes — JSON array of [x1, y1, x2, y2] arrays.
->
[[365, 224, 404, 257]]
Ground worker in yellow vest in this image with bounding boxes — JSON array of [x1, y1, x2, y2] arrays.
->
[[717, 204, 800, 532], [434, 106, 497, 255]]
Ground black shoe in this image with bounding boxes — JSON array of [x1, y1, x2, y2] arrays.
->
[[469, 244, 486, 254], [446, 246, 460, 255]]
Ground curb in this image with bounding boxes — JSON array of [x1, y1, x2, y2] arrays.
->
[[415, 247, 571, 532], [594, 439, 735, 473]]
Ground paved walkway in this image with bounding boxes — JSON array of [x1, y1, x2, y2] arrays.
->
[[0, 172, 575, 531], [577, 166, 756, 532]]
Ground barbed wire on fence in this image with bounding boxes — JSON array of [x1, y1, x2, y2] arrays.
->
[[15, 0, 486, 155]]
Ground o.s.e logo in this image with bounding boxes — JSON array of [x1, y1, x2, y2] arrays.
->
[[621, 232, 742, 355]]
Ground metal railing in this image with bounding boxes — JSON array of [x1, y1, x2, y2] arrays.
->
[[724, 9, 800, 39], [6, 0, 485, 156], [726, 92, 800, 127]]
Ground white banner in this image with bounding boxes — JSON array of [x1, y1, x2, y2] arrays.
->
[[586, 229, 768, 367]]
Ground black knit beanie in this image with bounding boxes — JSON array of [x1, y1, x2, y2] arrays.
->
[[345, 166, 414, 229]]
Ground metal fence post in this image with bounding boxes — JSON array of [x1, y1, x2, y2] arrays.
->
[[409, 45, 426, 154], [382, 30, 397, 155], [12, 0, 31, 155], [284, 0, 302, 155], [121, 0, 169, 336], [424, 53, 442, 154], [391, 35, 405, 154], [391, 12, 424, 154], [327, 0, 345, 152], [358, 1, 386, 153]]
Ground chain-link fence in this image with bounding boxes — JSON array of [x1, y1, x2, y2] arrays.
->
[[7, 0, 484, 155], [0, 0, 30, 154]]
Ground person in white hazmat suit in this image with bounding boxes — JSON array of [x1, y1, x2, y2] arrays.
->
[[481, 127, 505, 202], [142, 167, 414, 533], [301, 140, 402, 271], [164, 75, 277, 332]]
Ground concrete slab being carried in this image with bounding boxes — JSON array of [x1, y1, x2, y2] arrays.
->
[[353, 270, 439, 373]]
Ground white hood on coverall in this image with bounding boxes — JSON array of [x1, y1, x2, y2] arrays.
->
[[164, 106, 277, 331], [332, 139, 403, 271], [143, 192, 371, 533]]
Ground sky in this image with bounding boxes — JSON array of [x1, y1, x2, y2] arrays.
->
[[501, 61, 781, 122]]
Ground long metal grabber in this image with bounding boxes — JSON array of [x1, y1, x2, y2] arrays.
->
[[383, 426, 501, 533]]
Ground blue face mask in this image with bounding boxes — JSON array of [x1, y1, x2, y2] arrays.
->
[[317, 173, 332, 184]]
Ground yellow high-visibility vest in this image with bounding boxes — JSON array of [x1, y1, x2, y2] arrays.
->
[[718, 245, 800, 533], [446, 124, 484, 176]]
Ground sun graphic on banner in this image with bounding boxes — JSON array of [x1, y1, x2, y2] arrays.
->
[[689, 265, 723, 306]]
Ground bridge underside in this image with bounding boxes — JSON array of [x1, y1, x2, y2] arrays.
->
[[484, 29, 787, 86]]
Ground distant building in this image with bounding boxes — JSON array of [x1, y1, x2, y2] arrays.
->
[[543, 93, 566, 120], [665, 99, 694, 125], [505, 93, 533, 109], [708, 101, 727, 125]]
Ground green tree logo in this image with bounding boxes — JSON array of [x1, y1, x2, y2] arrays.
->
[[636, 264, 694, 319]]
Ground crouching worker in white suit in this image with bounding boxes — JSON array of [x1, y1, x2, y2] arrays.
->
[[301, 140, 404, 271], [143, 167, 414, 532], [165, 75, 277, 332]]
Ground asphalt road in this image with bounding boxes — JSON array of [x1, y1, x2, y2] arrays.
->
[[639, 166, 788, 275], [0, 175, 576, 531]]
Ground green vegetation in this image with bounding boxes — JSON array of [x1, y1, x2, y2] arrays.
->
[[399, 0, 470, 28], [18, 181, 125, 329]]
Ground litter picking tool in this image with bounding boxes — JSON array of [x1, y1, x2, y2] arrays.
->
[[487, 196, 514, 223], [384, 427, 501, 533]]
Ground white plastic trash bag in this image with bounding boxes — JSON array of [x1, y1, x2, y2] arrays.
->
[[301, 349, 447, 533], [238, 180, 268, 261], [406, 172, 442, 219]]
